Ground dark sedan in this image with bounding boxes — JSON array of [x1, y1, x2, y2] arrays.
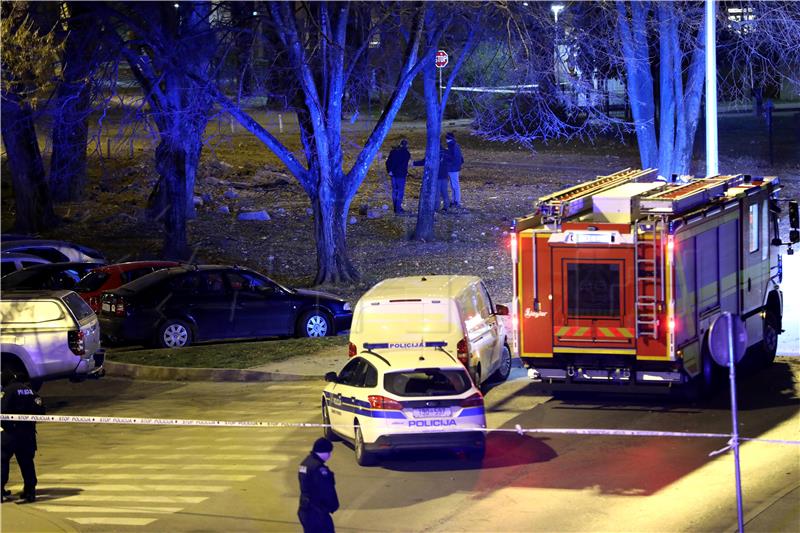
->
[[99, 265, 353, 348]]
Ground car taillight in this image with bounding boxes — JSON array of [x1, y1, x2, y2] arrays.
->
[[456, 337, 469, 366], [460, 391, 484, 408], [68, 330, 86, 356], [89, 296, 100, 312], [114, 297, 126, 316], [348, 342, 357, 357], [368, 395, 404, 410]]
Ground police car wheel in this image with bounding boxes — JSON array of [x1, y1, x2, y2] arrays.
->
[[321, 402, 340, 441], [354, 425, 376, 466], [158, 320, 192, 348], [298, 311, 332, 338]]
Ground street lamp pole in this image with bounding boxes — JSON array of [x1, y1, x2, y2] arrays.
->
[[705, 0, 719, 177]]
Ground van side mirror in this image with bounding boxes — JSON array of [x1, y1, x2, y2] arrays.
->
[[324, 371, 338, 383], [494, 304, 509, 316]]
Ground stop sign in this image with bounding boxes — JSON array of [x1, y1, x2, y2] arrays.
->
[[435, 50, 449, 68]]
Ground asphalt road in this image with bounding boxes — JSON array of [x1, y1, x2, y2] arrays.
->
[[2, 362, 798, 532]]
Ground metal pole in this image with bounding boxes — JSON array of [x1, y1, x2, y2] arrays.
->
[[705, 0, 719, 177], [726, 313, 745, 533], [439, 66, 443, 104]]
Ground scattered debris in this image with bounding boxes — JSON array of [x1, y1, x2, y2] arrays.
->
[[237, 210, 271, 221]]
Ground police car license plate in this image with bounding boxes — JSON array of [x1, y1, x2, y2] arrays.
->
[[413, 407, 451, 418]]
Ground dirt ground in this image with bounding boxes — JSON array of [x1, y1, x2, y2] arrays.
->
[[1, 113, 798, 307]]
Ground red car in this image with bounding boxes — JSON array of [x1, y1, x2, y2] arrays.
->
[[74, 261, 181, 312]]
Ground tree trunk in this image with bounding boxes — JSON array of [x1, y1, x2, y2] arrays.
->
[[49, 2, 98, 201], [672, 21, 706, 175], [0, 91, 57, 233], [413, 58, 441, 241], [312, 181, 358, 284], [656, 4, 676, 179], [49, 79, 90, 201], [616, 1, 658, 169], [155, 140, 190, 260]]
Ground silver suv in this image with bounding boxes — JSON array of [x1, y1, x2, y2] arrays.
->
[[1, 290, 104, 386]]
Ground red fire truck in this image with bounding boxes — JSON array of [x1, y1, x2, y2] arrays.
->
[[511, 168, 795, 394]]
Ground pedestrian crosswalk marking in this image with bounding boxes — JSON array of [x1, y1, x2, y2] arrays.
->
[[34, 504, 182, 514], [60, 463, 278, 472], [131, 444, 287, 451], [70, 518, 157, 526], [57, 494, 208, 504], [96, 453, 291, 460], [39, 473, 254, 482], [21, 483, 228, 493]]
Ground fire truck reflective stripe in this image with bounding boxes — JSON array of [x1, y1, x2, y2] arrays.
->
[[555, 326, 592, 337], [554, 347, 637, 354], [598, 327, 613, 337], [617, 327, 634, 338]]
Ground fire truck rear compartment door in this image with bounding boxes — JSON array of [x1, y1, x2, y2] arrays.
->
[[552, 247, 635, 348]]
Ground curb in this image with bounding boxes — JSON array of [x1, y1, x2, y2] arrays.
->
[[104, 361, 319, 382]]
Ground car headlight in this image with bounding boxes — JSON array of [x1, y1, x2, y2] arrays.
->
[[343, 302, 351, 311]]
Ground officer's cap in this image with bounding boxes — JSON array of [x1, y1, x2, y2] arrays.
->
[[312, 437, 333, 454]]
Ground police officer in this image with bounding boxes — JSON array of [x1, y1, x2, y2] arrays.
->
[[1, 370, 45, 504], [298, 437, 339, 533]]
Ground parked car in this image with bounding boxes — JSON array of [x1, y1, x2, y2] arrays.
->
[[349, 275, 512, 387], [0, 239, 106, 264], [322, 349, 487, 466], [1, 233, 39, 242], [99, 265, 353, 348], [1, 252, 51, 277], [73, 261, 181, 312], [0, 290, 104, 386], [1, 262, 105, 291]]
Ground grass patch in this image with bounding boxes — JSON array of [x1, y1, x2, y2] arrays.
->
[[107, 335, 349, 369]]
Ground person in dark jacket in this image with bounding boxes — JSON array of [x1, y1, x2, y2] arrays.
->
[[298, 437, 339, 533], [413, 146, 451, 212], [385, 139, 411, 213], [1, 371, 45, 504], [446, 132, 464, 207]]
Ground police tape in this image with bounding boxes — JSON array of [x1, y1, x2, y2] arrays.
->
[[1, 414, 798, 448]]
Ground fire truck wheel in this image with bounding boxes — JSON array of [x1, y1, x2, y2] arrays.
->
[[698, 341, 723, 399], [760, 312, 779, 366]]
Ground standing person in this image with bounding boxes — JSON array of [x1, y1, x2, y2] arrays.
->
[[297, 437, 339, 533], [1, 371, 45, 504], [446, 132, 464, 208], [385, 139, 411, 214]]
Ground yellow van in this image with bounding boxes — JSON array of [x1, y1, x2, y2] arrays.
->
[[349, 275, 511, 386]]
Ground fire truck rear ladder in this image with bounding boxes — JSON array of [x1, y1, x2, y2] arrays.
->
[[635, 219, 662, 338]]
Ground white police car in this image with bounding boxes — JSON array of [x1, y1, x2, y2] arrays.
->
[[322, 347, 487, 466]]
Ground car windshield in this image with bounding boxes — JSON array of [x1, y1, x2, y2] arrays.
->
[[383, 368, 471, 397], [74, 271, 110, 292]]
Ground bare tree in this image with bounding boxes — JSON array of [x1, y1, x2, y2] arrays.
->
[[0, 2, 58, 233], [49, 1, 104, 202], [213, 2, 428, 284], [101, 1, 217, 259]]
